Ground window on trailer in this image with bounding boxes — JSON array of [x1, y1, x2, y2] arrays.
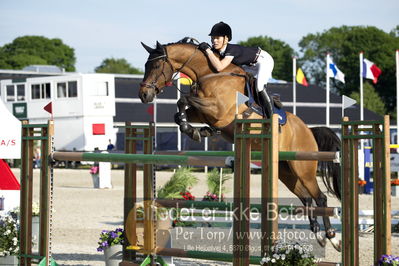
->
[[6, 85, 15, 102], [57, 81, 78, 98], [92, 81, 109, 96], [68, 81, 77, 97], [17, 85, 25, 101], [31, 83, 51, 99]]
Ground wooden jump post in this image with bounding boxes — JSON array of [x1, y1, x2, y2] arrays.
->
[[19, 120, 56, 266], [341, 116, 391, 266]]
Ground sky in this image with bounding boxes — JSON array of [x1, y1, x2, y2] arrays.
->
[[0, 0, 397, 73]]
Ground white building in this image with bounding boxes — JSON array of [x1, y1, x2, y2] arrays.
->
[[0, 74, 116, 151]]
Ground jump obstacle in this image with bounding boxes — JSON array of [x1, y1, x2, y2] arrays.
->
[[18, 115, 392, 266]]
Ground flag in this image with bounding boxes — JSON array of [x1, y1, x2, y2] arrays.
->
[[180, 73, 192, 85], [327, 56, 345, 83], [236, 92, 249, 114], [342, 95, 356, 109], [363, 58, 381, 84], [43, 102, 52, 114], [296, 68, 308, 86]]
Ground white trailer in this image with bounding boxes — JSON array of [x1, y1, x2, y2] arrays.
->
[[0, 74, 116, 151]]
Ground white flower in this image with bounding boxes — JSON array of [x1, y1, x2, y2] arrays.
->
[[273, 254, 280, 260], [281, 254, 286, 260], [261, 257, 270, 264], [271, 258, 276, 263], [4, 229, 11, 235]]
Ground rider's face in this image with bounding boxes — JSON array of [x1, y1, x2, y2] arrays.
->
[[211, 36, 228, 50]]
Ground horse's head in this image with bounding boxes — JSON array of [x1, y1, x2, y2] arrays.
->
[[139, 41, 174, 103]]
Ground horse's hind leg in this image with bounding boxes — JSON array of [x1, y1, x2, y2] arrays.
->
[[288, 161, 341, 251], [279, 171, 326, 246], [313, 191, 341, 251]]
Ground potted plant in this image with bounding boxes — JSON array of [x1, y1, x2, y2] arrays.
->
[[10, 202, 40, 250], [260, 242, 317, 266], [90, 165, 99, 188], [0, 215, 19, 265], [378, 254, 399, 265], [97, 228, 124, 266]]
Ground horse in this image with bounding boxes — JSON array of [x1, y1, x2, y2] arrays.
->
[[139, 39, 341, 251]]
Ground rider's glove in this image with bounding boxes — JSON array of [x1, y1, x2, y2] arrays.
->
[[198, 42, 211, 52]]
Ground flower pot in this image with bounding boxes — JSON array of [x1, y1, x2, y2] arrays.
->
[[0, 255, 18, 265], [103, 245, 122, 266], [91, 174, 99, 188]]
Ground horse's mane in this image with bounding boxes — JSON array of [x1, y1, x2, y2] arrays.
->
[[164, 37, 199, 47]]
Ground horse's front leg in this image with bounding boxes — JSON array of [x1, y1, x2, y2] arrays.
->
[[175, 97, 202, 142]]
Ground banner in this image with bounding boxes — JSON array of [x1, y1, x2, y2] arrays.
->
[[0, 100, 21, 159]]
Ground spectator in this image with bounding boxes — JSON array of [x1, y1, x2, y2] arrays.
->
[[107, 139, 115, 152]]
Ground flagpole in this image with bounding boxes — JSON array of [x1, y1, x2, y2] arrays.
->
[[396, 50, 399, 146], [326, 53, 330, 127], [360, 52, 364, 121], [293, 56, 297, 115]]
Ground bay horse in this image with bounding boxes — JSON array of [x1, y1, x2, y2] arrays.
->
[[139, 39, 341, 251]]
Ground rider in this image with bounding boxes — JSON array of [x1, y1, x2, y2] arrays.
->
[[198, 21, 275, 118]]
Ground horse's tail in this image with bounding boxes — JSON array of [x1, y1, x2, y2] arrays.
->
[[310, 127, 341, 201]]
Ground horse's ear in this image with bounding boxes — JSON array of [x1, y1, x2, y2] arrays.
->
[[156, 41, 163, 50], [141, 42, 155, 54]]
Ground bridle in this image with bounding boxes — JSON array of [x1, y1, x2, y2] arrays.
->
[[140, 45, 199, 95]]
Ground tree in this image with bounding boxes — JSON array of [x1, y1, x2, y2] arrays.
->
[[349, 82, 386, 116], [238, 36, 295, 81], [298, 26, 399, 114], [94, 58, 143, 74], [0, 36, 76, 71]]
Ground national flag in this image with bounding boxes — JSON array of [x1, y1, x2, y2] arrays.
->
[[327, 56, 345, 83], [43, 102, 52, 114], [296, 68, 308, 86], [363, 58, 382, 84], [180, 73, 192, 85]]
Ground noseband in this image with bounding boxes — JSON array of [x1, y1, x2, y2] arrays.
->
[[140, 54, 174, 94]]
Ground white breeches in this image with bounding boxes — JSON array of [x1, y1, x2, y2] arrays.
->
[[242, 50, 274, 92]]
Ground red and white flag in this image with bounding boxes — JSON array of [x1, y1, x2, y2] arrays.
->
[[363, 58, 382, 84]]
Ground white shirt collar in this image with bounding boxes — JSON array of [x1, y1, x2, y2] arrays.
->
[[219, 44, 228, 55]]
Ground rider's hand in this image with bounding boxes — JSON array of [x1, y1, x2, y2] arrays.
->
[[198, 42, 211, 52]]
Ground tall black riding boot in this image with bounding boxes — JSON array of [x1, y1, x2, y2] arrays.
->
[[258, 89, 273, 118]]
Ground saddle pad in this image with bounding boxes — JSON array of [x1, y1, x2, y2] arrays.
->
[[273, 106, 287, 125]]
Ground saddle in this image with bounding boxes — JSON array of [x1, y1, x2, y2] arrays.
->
[[243, 73, 287, 125]]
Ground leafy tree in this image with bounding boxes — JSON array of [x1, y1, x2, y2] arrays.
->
[[349, 82, 386, 116], [95, 58, 143, 74], [0, 36, 76, 71], [239, 36, 295, 81], [299, 26, 399, 114]]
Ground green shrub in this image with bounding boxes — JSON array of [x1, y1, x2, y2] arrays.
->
[[157, 167, 198, 199]]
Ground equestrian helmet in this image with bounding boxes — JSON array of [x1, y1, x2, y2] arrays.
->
[[209, 21, 232, 41]]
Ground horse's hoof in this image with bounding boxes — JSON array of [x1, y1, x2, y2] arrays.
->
[[329, 237, 341, 252], [315, 232, 327, 247]]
